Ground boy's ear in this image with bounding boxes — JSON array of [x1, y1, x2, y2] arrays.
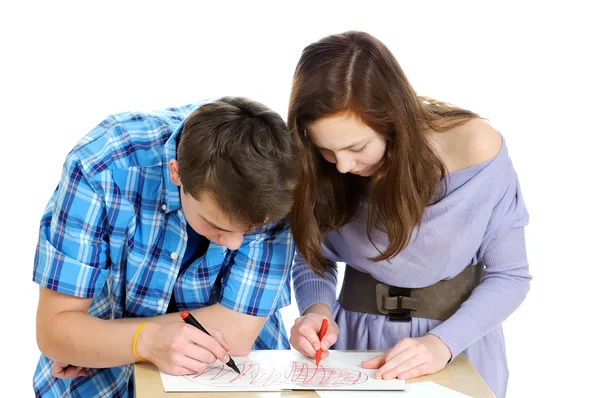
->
[[168, 160, 182, 186]]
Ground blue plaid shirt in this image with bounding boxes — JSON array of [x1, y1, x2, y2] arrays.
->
[[32, 101, 294, 397]]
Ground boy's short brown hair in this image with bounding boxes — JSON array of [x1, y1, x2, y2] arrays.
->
[[178, 97, 299, 229]]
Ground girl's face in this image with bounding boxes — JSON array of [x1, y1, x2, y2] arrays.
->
[[307, 113, 386, 177]]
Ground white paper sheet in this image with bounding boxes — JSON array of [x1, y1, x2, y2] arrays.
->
[[159, 350, 406, 392], [316, 381, 472, 397]]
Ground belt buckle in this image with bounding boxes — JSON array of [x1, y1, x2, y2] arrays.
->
[[376, 283, 412, 322], [388, 299, 412, 322]]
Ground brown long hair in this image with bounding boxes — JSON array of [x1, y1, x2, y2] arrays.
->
[[288, 31, 479, 275]]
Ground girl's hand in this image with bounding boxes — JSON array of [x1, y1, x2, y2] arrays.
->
[[290, 304, 338, 360], [362, 334, 451, 380]]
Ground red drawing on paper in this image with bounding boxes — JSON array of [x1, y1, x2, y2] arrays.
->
[[184, 360, 368, 388], [284, 361, 368, 387], [184, 360, 281, 387]]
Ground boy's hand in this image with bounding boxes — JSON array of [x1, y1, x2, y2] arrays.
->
[[137, 322, 232, 376], [51, 361, 88, 379]]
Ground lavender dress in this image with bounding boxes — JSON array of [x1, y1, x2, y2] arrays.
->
[[293, 136, 530, 398]]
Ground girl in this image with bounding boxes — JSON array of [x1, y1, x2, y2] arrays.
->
[[288, 31, 530, 398]]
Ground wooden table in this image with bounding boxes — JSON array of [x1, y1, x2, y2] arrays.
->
[[134, 353, 494, 397]]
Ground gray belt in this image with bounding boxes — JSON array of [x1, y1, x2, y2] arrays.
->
[[338, 262, 484, 322]]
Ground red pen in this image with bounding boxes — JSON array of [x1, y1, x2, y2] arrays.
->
[[315, 318, 328, 366]]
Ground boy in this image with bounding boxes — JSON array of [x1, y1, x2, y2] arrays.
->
[[33, 97, 299, 397]]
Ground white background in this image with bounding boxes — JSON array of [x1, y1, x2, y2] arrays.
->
[[1, 1, 598, 397]]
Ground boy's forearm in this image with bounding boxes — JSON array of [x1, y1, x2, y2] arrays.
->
[[38, 306, 186, 368], [190, 303, 266, 356], [38, 304, 261, 367], [38, 311, 146, 368]]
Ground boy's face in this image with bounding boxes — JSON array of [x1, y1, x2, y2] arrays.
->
[[169, 160, 245, 250]]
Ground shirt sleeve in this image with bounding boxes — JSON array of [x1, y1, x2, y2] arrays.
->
[[33, 152, 110, 297], [292, 252, 338, 315], [429, 165, 531, 359], [218, 220, 295, 317]]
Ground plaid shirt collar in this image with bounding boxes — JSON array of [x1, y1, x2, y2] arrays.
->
[[162, 121, 184, 214]]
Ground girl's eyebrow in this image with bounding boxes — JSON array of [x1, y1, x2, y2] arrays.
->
[[315, 139, 366, 151]]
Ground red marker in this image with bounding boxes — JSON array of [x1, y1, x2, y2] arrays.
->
[[315, 318, 328, 366], [180, 310, 240, 374]]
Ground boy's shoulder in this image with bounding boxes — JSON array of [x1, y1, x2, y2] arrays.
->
[[71, 103, 201, 179], [109, 103, 198, 126]]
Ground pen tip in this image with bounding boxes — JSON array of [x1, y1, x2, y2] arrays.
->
[[226, 358, 241, 374]]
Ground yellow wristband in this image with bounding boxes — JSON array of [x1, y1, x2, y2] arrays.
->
[[133, 322, 148, 362]]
